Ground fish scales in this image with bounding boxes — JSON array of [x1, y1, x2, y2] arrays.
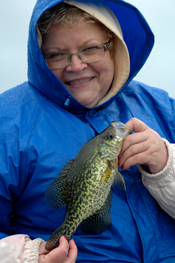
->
[[45, 121, 131, 251]]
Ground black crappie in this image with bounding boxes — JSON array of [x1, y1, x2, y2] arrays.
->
[[45, 121, 131, 251]]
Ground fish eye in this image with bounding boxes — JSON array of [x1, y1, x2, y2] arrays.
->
[[106, 132, 114, 140]]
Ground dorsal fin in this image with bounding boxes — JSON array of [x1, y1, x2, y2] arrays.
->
[[60, 159, 75, 181], [45, 159, 74, 209]]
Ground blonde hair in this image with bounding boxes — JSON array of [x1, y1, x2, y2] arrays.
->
[[37, 2, 115, 56]]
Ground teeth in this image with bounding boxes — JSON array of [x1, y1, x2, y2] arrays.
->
[[69, 77, 92, 85]]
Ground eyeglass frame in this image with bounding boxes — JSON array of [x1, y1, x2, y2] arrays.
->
[[44, 39, 112, 69]]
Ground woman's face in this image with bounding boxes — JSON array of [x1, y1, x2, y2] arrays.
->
[[42, 20, 115, 108]]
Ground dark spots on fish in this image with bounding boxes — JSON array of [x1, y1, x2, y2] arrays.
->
[[45, 122, 130, 250]]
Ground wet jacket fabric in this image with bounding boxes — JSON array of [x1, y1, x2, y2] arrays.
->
[[0, 0, 175, 262]]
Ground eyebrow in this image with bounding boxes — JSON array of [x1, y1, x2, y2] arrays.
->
[[42, 39, 103, 54]]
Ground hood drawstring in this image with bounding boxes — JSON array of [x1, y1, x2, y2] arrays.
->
[[64, 97, 71, 106]]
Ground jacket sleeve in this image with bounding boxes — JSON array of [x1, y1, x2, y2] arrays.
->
[[0, 235, 44, 263], [138, 139, 175, 219], [0, 110, 26, 240], [0, 90, 41, 261]]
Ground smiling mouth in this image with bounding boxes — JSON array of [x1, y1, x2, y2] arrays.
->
[[66, 77, 94, 86]]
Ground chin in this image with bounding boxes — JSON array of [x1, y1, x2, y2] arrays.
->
[[78, 100, 95, 109]]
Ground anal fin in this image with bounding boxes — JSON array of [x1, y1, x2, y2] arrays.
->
[[79, 191, 112, 235]]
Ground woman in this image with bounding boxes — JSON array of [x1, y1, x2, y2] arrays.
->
[[0, 0, 175, 262]]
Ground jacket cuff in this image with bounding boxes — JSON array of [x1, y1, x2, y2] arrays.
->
[[138, 139, 175, 188], [0, 235, 44, 263], [21, 237, 44, 263]]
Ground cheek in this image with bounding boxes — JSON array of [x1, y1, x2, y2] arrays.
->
[[50, 69, 64, 81], [97, 59, 114, 83]]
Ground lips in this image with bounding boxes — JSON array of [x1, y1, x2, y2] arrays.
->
[[66, 77, 94, 86]]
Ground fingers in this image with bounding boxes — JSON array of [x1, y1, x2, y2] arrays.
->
[[119, 118, 150, 167], [119, 129, 148, 157], [63, 239, 78, 263], [119, 134, 149, 169], [119, 132, 149, 169], [119, 118, 150, 168], [49, 236, 69, 263], [119, 118, 168, 173], [39, 236, 77, 263]]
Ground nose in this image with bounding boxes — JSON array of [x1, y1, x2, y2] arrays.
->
[[66, 54, 87, 72]]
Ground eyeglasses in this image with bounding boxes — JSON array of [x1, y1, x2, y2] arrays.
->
[[44, 39, 111, 70]]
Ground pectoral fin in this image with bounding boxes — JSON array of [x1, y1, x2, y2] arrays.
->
[[114, 171, 126, 191], [101, 163, 113, 183]]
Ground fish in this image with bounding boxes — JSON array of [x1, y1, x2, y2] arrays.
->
[[45, 121, 131, 251]]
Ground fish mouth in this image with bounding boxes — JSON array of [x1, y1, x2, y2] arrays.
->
[[111, 122, 131, 139], [66, 77, 94, 86]]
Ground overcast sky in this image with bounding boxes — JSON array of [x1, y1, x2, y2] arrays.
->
[[1, 1, 175, 97]]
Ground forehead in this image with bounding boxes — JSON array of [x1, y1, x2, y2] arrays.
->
[[50, 19, 105, 37], [42, 20, 106, 49]]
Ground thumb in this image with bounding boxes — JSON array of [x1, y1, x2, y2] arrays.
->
[[39, 241, 49, 256], [125, 118, 148, 133]]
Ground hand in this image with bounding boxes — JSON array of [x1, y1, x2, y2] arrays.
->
[[118, 118, 168, 174], [39, 236, 78, 263]]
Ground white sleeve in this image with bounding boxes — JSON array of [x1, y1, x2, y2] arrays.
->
[[0, 235, 44, 263], [138, 139, 175, 219]]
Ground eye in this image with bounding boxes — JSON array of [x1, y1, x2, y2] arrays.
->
[[82, 45, 100, 55], [106, 132, 114, 140], [45, 52, 67, 61]]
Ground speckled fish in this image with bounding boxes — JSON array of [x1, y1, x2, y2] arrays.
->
[[45, 121, 131, 251]]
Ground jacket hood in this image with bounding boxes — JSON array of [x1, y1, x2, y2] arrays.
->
[[28, 0, 154, 114]]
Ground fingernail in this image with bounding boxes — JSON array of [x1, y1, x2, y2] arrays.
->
[[63, 235, 67, 241], [121, 164, 125, 169], [118, 157, 121, 166], [73, 239, 76, 245]]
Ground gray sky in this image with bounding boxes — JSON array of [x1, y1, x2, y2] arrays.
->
[[1, 1, 175, 97]]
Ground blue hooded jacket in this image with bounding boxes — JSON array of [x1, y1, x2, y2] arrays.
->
[[0, 0, 175, 262]]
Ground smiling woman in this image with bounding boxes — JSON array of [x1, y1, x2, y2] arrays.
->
[[38, 2, 129, 108], [41, 20, 115, 108], [1, 0, 175, 263]]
